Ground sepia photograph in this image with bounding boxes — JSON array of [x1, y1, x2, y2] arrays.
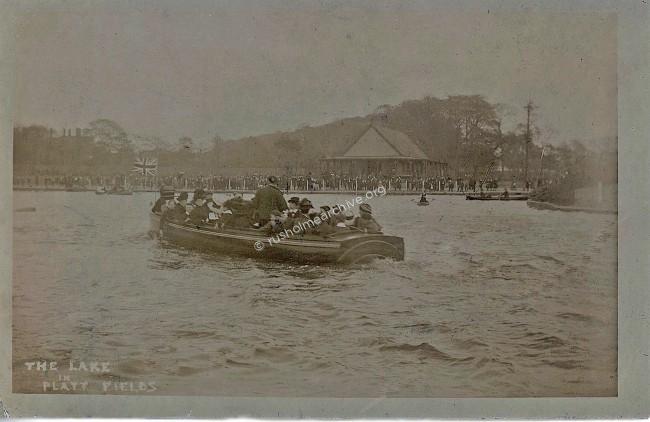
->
[[2, 0, 648, 418]]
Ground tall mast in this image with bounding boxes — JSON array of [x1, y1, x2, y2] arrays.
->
[[524, 101, 534, 183]]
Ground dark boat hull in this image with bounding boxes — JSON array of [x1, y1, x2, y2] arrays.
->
[[150, 212, 404, 264], [466, 194, 528, 201]]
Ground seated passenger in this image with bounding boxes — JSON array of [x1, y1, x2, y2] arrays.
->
[[221, 196, 255, 229], [352, 203, 382, 233], [285, 196, 300, 218], [152, 186, 175, 213], [260, 209, 284, 235], [284, 198, 315, 235], [315, 205, 336, 236], [192, 188, 207, 206], [206, 199, 222, 226], [330, 205, 349, 230], [165, 192, 189, 223], [189, 195, 210, 226]]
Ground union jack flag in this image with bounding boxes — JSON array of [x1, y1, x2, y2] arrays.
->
[[132, 157, 158, 176]]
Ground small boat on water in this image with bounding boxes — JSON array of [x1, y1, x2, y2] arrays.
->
[[417, 201, 430, 206], [108, 189, 133, 195], [64, 185, 86, 192], [95, 187, 107, 195], [150, 212, 405, 265], [466, 193, 528, 201], [107, 185, 133, 195]]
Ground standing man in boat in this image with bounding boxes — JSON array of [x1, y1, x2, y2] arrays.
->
[[252, 175, 288, 227]]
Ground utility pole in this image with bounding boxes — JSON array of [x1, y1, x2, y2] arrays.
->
[[524, 101, 534, 185]]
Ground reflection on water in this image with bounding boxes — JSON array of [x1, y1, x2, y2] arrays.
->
[[12, 191, 617, 396]]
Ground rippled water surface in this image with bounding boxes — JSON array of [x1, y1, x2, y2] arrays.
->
[[13, 191, 617, 396]]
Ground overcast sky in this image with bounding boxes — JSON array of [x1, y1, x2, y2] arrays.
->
[[13, 0, 617, 147]]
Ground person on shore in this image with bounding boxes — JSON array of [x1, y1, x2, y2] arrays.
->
[[352, 203, 382, 233], [251, 175, 288, 227]]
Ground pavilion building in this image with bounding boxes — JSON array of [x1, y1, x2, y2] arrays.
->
[[320, 124, 447, 178]]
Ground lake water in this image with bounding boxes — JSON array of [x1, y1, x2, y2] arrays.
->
[[12, 191, 617, 397]]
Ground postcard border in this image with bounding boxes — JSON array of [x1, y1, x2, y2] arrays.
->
[[0, 0, 648, 418]]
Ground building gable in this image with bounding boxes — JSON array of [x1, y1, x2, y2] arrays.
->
[[342, 127, 403, 158]]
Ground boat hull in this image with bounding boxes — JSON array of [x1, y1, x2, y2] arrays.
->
[[150, 212, 404, 264], [466, 194, 528, 201]]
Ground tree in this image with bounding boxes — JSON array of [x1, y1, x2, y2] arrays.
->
[[441, 95, 500, 178], [89, 119, 132, 153], [178, 136, 194, 151], [274, 136, 303, 175]]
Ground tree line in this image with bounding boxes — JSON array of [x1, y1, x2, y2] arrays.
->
[[13, 95, 615, 188]]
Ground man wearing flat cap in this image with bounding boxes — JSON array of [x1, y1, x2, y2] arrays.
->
[[251, 175, 288, 227]]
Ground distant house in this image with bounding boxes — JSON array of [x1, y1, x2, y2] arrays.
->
[[320, 124, 447, 177], [14, 127, 97, 173]]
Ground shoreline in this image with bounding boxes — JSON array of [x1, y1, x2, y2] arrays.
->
[[13, 187, 531, 196], [526, 200, 617, 215]]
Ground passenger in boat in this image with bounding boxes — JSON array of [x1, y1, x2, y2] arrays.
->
[[329, 205, 349, 230], [152, 186, 175, 213], [419, 193, 428, 203], [501, 188, 509, 199], [221, 195, 255, 228], [286, 196, 300, 216], [165, 191, 189, 223], [192, 188, 207, 205], [251, 175, 288, 227], [352, 203, 382, 233], [315, 205, 336, 236], [189, 195, 210, 226], [261, 209, 284, 235], [284, 198, 315, 235], [206, 199, 221, 226]]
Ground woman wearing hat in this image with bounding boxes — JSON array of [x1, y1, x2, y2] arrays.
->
[[284, 198, 314, 235], [352, 203, 382, 233]]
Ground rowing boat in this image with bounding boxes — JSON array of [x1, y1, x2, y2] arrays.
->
[[466, 194, 528, 201], [150, 212, 404, 265]]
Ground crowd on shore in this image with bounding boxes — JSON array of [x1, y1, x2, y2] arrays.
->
[[13, 173, 535, 192]]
